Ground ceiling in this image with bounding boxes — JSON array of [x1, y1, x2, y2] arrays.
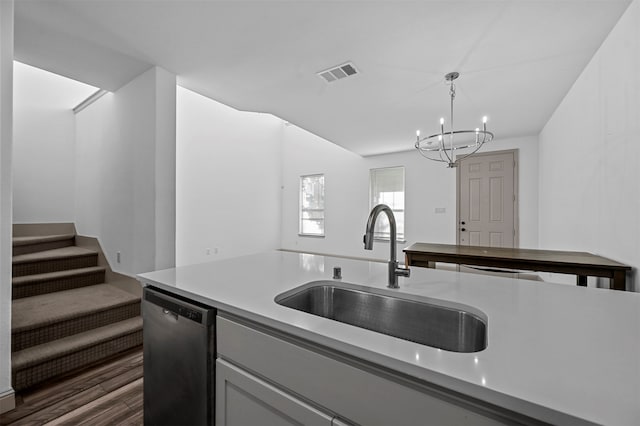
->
[[14, 0, 632, 156]]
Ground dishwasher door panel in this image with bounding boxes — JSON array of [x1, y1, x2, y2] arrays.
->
[[143, 287, 215, 426]]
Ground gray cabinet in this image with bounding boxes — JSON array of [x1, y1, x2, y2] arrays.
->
[[216, 359, 333, 426], [217, 314, 519, 426]]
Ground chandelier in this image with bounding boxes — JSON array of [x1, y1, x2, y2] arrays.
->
[[414, 72, 494, 168]]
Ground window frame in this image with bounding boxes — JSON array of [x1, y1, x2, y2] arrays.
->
[[299, 173, 326, 237], [369, 166, 406, 242]]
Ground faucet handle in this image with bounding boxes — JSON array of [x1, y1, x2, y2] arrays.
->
[[363, 233, 373, 250], [395, 266, 410, 278], [333, 267, 342, 280]]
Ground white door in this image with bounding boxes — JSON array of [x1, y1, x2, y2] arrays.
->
[[457, 151, 516, 247]]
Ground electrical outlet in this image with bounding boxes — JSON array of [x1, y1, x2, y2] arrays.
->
[[435, 207, 446, 214], [116, 251, 121, 263], [206, 248, 211, 255], [214, 247, 219, 255]]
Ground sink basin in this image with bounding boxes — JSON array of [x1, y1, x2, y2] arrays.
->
[[275, 281, 487, 353]]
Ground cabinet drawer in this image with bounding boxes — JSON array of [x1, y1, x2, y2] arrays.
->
[[217, 315, 512, 426]]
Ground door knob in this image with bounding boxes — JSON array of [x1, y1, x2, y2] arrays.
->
[[461, 228, 466, 232], [460, 221, 466, 225]]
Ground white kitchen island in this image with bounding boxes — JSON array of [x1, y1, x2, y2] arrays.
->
[[138, 250, 640, 426]]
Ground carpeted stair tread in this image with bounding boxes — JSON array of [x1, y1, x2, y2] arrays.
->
[[12, 233, 77, 256], [11, 266, 107, 299], [12, 317, 143, 370], [12, 266, 106, 286], [12, 233, 75, 247], [13, 246, 99, 277], [12, 284, 139, 333], [12, 246, 97, 264]]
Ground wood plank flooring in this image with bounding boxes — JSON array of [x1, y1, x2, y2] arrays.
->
[[0, 347, 143, 426]]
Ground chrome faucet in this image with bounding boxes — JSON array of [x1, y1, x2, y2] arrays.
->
[[363, 204, 410, 288]]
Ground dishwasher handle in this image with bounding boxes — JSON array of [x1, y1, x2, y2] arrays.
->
[[144, 287, 214, 325], [162, 308, 178, 321]]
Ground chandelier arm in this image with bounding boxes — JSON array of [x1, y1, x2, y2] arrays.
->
[[438, 132, 451, 163], [480, 132, 488, 145], [417, 139, 453, 164], [417, 130, 493, 151], [417, 147, 446, 163], [416, 130, 493, 166], [454, 139, 490, 163], [415, 141, 443, 162], [439, 146, 448, 163], [441, 141, 452, 163]]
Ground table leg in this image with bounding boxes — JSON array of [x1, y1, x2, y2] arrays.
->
[[577, 275, 587, 287], [612, 270, 626, 291]]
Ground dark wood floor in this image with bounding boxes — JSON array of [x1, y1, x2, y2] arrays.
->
[[0, 347, 143, 426]]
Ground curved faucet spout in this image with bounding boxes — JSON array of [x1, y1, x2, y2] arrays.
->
[[363, 204, 410, 288], [364, 204, 397, 259]]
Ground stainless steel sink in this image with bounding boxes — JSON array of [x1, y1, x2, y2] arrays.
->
[[275, 282, 487, 353]]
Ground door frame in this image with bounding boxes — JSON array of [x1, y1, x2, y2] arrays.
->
[[455, 149, 519, 247]]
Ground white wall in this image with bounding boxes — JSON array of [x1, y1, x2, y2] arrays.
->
[[12, 62, 96, 223], [538, 0, 639, 291], [75, 67, 176, 275], [176, 87, 282, 267], [281, 124, 538, 261], [281, 125, 369, 258], [153, 69, 176, 271], [12, 104, 74, 223], [0, 0, 14, 412]]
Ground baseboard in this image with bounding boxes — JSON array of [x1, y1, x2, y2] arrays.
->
[[0, 388, 15, 414]]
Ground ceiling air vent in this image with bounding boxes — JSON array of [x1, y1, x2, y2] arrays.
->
[[317, 62, 358, 83]]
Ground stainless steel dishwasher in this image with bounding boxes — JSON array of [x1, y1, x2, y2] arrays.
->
[[143, 286, 215, 426]]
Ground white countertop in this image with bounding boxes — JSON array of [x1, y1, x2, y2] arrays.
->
[[138, 251, 640, 425]]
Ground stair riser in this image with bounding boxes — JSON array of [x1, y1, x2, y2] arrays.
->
[[13, 270, 106, 299], [12, 331, 142, 391], [12, 302, 140, 352], [13, 255, 98, 277], [13, 239, 75, 256]]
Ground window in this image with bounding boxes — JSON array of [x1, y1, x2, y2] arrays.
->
[[369, 166, 405, 241], [300, 174, 325, 236]]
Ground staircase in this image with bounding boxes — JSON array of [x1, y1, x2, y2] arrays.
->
[[11, 228, 142, 391]]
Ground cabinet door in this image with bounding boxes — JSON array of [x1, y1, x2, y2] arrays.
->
[[216, 359, 333, 426]]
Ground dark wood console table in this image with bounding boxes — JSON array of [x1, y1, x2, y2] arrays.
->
[[404, 243, 631, 291]]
